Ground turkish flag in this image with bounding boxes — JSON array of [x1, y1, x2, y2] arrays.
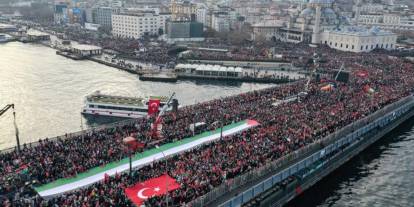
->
[[125, 174, 180, 206], [148, 99, 160, 116]]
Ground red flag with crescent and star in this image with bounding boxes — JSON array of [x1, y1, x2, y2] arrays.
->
[[148, 99, 160, 116], [125, 174, 180, 206]]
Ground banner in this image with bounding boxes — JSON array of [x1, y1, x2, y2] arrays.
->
[[125, 174, 180, 206]]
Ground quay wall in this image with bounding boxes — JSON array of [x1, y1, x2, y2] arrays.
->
[[188, 95, 414, 207]]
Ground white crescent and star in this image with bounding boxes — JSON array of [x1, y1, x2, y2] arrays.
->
[[137, 188, 150, 199], [137, 187, 161, 199], [150, 102, 158, 109]]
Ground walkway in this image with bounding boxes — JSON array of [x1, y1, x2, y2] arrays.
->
[[35, 120, 260, 198]]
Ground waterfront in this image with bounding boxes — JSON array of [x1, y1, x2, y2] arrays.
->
[[0, 42, 271, 150], [287, 117, 414, 207]]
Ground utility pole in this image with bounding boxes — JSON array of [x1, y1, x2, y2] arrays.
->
[[0, 104, 20, 153]]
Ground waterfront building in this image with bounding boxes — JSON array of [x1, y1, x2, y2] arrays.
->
[[112, 11, 171, 39], [175, 64, 243, 78], [0, 24, 17, 33], [26, 31, 50, 42], [320, 26, 398, 52], [71, 45, 102, 57]]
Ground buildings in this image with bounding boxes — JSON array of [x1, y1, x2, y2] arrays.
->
[[165, 21, 204, 43], [195, 4, 209, 27], [92, 7, 113, 28], [26, 31, 50, 42], [320, 26, 397, 52], [352, 0, 414, 32], [212, 12, 231, 32], [357, 13, 414, 31], [171, 0, 197, 21], [251, 0, 398, 53], [252, 21, 286, 41], [54, 3, 68, 24], [252, 0, 340, 43], [112, 11, 171, 39], [71, 45, 102, 57]]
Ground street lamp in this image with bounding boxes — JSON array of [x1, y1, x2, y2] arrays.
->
[[155, 145, 169, 207], [220, 107, 226, 140], [123, 136, 136, 176]]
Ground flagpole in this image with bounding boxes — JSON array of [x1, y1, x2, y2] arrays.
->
[[156, 145, 168, 207], [220, 97, 224, 140]]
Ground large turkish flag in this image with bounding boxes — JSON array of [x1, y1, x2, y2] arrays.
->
[[148, 99, 160, 116], [125, 174, 180, 206]]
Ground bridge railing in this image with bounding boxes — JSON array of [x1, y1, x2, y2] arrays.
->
[[0, 118, 139, 154], [187, 95, 414, 207]]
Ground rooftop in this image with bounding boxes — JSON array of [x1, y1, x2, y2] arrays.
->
[[176, 64, 243, 73], [86, 93, 168, 107], [328, 26, 395, 36], [72, 44, 102, 51]]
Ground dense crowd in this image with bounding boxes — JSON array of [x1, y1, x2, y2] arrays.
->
[[1, 45, 414, 206]]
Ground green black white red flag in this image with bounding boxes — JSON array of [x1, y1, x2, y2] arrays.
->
[[125, 174, 180, 206]]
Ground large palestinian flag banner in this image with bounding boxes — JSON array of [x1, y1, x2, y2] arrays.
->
[[125, 174, 180, 206], [34, 120, 259, 198]]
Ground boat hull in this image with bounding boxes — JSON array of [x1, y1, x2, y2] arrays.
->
[[81, 108, 146, 119]]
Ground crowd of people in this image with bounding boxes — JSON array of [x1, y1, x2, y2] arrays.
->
[[1, 44, 414, 206]]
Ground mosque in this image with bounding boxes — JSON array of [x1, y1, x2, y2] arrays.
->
[[252, 0, 397, 52], [284, 0, 341, 44]]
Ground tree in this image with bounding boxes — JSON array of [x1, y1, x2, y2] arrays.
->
[[254, 34, 270, 49]]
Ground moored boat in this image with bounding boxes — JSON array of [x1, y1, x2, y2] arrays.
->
[[82, 91, 170, 118]]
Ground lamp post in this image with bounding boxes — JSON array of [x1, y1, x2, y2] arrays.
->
[[123, 137, 136, 177], [156, 145, 169, 207]]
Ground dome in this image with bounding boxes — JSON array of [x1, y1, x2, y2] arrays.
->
[[322, 8, 337, 19], [300, 8, 315, 17], [309, 0, 334, 4]]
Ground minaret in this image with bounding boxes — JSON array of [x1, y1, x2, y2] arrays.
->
[[311, 5, 322, 44], [355, 0, 362, 25]]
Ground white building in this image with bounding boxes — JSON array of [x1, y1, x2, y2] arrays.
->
[[112, 11, 171, 39], [357, 13, 414, 31], [212, 12, 230, 32], [195, 4, 209, 27], [352, 3, 384, 14], [71, 45, 102, 57], [320, 26, 397, 53]]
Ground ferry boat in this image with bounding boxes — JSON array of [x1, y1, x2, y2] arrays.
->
[[81, 92, 170, 118]]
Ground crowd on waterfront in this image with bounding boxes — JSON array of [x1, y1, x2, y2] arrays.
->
[[2, 44, 414, 206]]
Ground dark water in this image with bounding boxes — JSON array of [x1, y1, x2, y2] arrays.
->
[[287, 118, 414, 207], [0, 42, 271, 149]]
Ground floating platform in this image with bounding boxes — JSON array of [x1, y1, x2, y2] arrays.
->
[[177, 74, 295, 84], [139, 73, 178, 82], [56, 51, 84, 60], [88, 57, 138, 74]]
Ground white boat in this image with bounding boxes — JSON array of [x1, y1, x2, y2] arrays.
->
[[81, 92, 170, 118]]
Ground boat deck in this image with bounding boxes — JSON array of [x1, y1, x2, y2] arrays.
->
[[87, 94, 168, 107]]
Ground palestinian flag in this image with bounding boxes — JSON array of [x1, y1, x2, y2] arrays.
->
[[125, 174, 180, 206]]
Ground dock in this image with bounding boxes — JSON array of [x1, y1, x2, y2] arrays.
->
[[139, 73, 178, 82], [176, 73, 295, 84], [56, 51, 85, 60], [88, 56, 139, 74]]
